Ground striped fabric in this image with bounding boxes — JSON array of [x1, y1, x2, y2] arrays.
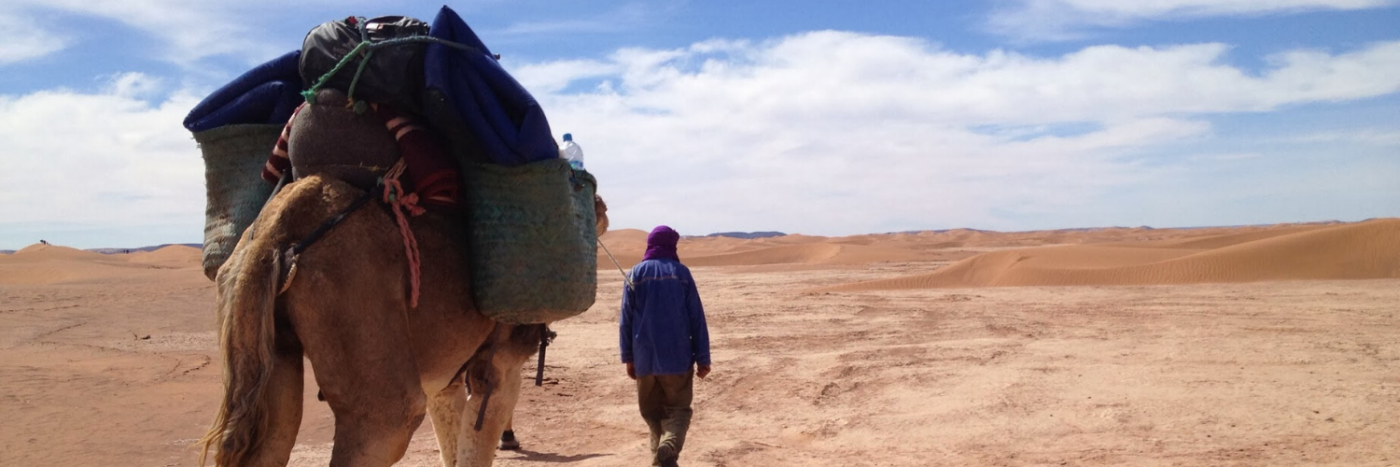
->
[[260, 103, 304, 184]]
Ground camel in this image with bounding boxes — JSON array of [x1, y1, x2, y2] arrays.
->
[[199, 173, 606, 467]]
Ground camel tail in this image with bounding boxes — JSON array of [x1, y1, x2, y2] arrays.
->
[[199, 246, 283, 467]]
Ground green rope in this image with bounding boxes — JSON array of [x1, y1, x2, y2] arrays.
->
[[299, 26, 490, 106], [346, 48, 375, 111], [300, 41, 369, 104]]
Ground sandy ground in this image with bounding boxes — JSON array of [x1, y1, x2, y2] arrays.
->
[[2, 221, 1398, 466]]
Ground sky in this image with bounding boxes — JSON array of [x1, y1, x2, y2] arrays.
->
[[0, 0, 1397, 249]]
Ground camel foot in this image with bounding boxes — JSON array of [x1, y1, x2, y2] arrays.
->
[[498, 430, 520, 450], [655, 443, 679, 467]]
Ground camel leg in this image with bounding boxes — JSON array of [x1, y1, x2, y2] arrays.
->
[[287, 291, 426, 467], [456, 361, 524, 466], [427, 380, 467, 467], [455, 329, 531, 467]]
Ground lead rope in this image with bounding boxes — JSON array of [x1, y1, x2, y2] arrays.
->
[[381, 159, 424, 308], [598, 238, 633, 289]]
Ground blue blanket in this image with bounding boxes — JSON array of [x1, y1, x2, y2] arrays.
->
[[183, 51, 303, 133], [425, 6, 558, 166]]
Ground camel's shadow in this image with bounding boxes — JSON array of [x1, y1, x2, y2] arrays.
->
[[501, 449, 611, 463]]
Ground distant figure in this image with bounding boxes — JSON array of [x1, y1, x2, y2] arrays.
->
[[559, 133, 584, 170], [620, 225, 711, 467], [39, 239, 48, 245]]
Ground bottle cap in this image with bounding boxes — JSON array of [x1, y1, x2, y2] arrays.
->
[[563, 133, 573, 142]]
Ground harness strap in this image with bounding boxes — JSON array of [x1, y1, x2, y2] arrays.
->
[[473, 323, 503, 432], [277, 186, 377, 295], [275, 159, 425, 309], [293, 188, 377, 258]]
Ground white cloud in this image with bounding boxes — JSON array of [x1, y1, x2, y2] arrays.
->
[[104, 72, 165, 99], [522, 34, 1400, 235], [509, 59, 621, 94], [990, 0, 1397, 41], [539, 34, 1400, 129], [0, 79, 205, 246], [0, 14, 71, 64], [1288, 129, 1400, 145]]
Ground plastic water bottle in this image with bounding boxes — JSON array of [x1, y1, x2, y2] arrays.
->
[[560, 133, 585, 170]]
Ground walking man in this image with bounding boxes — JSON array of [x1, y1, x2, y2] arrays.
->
[[621, 225, 711, 467]]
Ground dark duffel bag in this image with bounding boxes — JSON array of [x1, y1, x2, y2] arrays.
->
[[300, 15, 429, 113]]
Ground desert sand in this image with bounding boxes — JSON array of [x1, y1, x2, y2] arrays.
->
[[2, 219, 1398, 466]]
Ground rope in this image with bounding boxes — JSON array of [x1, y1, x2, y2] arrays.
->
[[345, 47, 375, 112], [301, 41, 369, 104], [382, 159, 424, 308], [598, 238, 633, 289]]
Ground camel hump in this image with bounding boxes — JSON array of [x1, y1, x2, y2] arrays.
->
[[287, 89, 400, 190]]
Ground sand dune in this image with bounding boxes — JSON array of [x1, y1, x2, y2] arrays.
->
[[820, 218, 1400, 291], [127, 245, 203, 265], [686, 243, 938, 267], [596, 221, 1386, 282], [687, 243, 845, 266], [2, 244, 110, 263], [1116, 223, 1333, 250], [596, 229, 648, 269], [0, 243, 203, 285], [598, 233, 931, 269], [599, 228, 649, 245]]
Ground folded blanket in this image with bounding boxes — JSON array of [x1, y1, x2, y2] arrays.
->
[[183, 51, 304, 133], [424, 6, 559, 166]]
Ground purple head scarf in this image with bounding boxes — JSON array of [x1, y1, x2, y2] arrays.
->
[[643, 225, 680, 261]]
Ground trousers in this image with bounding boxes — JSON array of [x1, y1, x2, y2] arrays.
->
[[636, 372, 694, 460]]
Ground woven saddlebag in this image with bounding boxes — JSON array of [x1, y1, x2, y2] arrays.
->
[[462, 158, 597, 323], [194, 124, 281, 280]]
